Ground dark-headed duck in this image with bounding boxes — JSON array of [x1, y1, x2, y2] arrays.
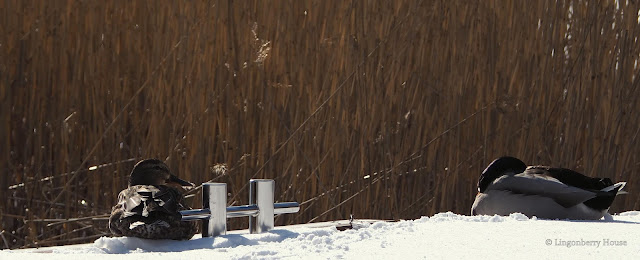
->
[[471, 156, 626, 220]]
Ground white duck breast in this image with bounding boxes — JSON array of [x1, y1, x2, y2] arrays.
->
[[473, 191, 585, 219]]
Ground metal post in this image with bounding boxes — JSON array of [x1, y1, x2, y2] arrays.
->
[[249, 179, 275, 234], [202, 183, 227, 237], [181, 180, 299, 237]]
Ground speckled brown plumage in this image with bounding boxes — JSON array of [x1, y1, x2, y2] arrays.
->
[[109, 159, 198, 240]]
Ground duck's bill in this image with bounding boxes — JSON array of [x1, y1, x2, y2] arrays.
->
[[168, 174, 195, 187]]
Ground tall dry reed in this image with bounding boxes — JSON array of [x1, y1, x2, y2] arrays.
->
[[1, 0, 640, 249]]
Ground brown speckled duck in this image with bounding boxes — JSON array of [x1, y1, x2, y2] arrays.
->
[[471, 156, 627, 220], [109, 159, 198, 240]]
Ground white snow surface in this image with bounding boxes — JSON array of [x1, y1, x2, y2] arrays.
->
[[4, 211, 640, 259]]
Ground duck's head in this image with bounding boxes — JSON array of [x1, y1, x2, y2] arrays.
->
[[129, 159, 194, 187], [477, 156, 527, 192]]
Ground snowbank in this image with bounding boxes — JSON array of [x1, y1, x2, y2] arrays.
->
[[4, 212, 640, 259]]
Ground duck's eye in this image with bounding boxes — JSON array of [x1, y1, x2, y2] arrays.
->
[[154, 165, 163, 170]]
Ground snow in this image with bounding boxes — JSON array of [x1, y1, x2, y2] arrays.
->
[[4, 212, 640, 259]]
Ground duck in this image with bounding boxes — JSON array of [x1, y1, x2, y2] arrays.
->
[[471, 156, 627, 220], [109, 159, 198, 240]]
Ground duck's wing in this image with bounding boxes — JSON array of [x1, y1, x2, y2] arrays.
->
[[527, 166, 614, 190], [109, 199, 125, 235], [528, 166, 627, 198], [116, 185, 187, 219], [487, 171, 597, 208]]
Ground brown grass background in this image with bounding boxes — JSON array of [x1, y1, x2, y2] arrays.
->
[[2, 0, 640, 249]]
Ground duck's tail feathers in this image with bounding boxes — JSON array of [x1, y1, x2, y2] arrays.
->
[[600, 182, 626, 194]]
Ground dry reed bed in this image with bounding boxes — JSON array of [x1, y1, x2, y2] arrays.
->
[[1, 0, 640, 249]]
